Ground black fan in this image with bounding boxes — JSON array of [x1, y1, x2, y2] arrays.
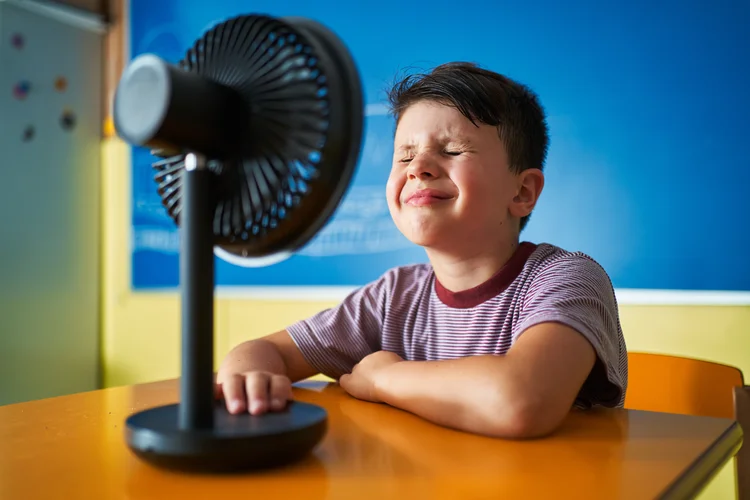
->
[[113, 14, 363, 473]]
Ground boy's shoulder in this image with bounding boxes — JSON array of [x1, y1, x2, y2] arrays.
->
[[342, 262, 439, 308], [526, 242, 609, 272], [523, 242, 617, 298], [372, 262, 435, 292], [383, 261, 435, 277]]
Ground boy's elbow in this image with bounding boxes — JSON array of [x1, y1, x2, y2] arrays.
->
[[481, 395, 565, 439]]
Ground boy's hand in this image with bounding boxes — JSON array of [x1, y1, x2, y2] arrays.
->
[[215, 371, 293, 416], [340, 351, 404, 403], [213, 332, 320, 416]]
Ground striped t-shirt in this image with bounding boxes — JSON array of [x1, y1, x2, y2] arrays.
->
[[287, 242, 628, 409]]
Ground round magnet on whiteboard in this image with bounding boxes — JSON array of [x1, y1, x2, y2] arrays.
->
[[22, 125, 35, 142], [13, 80, 31, 100], [11, 33, 24, 49], [60, 108, 76, 131], [54, 76, 68, 92]]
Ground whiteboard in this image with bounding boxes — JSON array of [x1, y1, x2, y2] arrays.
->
[[128, 0, 750, 294]]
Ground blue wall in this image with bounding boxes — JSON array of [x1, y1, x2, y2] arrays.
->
[[129, 0, 750, 291]]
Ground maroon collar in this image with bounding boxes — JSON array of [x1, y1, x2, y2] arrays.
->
[[434, 242, 538, 308]]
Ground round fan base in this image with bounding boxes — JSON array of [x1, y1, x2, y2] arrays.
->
[[125, 401, 327, 473]]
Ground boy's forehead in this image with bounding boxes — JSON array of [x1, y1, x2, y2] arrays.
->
[[399, 102, 470, 125], [395, 107, 478, 143], [394, 122, 480, 147], [394, 133, 474, 150]]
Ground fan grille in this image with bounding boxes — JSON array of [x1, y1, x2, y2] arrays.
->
[[152, 15, 339, 250]]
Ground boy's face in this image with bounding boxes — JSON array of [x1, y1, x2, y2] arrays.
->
[[386, 101, 538, 252]]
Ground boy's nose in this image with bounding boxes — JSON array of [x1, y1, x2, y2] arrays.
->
[[406, 156, 440, 180]]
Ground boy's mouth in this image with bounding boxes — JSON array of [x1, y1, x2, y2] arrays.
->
[[404, 188, 453, 207]]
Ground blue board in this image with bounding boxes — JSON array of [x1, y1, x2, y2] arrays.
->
[[129, 0, 750, 292]]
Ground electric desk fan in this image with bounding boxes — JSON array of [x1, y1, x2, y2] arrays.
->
[[113, 14, 363, 473]]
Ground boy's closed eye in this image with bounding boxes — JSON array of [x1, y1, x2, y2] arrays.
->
[[399, 149, 466, 163]]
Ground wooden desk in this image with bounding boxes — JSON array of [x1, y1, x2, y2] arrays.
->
[[0, 380, 742, 499]]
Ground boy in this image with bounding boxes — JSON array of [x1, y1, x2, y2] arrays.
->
[[216, 62, 627, 439]]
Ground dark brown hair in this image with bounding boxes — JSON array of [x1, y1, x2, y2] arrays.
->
[[387, 62, 549, 231]]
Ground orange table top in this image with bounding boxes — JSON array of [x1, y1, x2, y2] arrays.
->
[[0, 379, 742, 499]]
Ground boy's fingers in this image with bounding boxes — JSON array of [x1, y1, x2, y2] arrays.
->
[[222, 374, 248, 414], [214, 372, 226, 400], [269, 375, 292, 411], [245, 372, 271, 415]]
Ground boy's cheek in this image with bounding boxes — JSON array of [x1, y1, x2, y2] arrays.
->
[[385, 177, 404, 207]]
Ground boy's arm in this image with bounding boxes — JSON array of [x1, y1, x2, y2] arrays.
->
[[351, 322, 596, 439], [215, 330, 319, 414], [216, 267, 393, 415], [218, 330, 319, 382]]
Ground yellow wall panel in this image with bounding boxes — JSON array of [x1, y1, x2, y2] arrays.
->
[[620, 306, 750, 379]]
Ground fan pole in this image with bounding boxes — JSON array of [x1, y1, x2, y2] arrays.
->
[[179, 153, 216, 430]]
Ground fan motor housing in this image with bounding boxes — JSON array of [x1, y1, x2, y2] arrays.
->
[[114, 54, 247, 159]]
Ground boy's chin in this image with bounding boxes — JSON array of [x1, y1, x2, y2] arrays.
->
[[400, 229, 449, 249], [395, 217, 464, 249]]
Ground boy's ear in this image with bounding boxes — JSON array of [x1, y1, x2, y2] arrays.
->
[[509, 168, 545, 218]]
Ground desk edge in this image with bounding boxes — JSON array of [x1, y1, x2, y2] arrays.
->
[[658, 420, 743, 500]]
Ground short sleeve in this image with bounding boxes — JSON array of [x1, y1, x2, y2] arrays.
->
[[286, 271, 394, 379], [513, 255, 628, 409]]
